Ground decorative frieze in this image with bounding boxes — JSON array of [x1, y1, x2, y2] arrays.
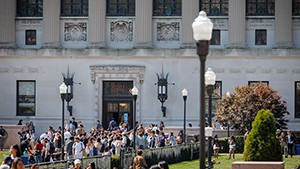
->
[[156, 22, 180, 41], [64, 22, 87, 42], [110, 20, 133, 42]]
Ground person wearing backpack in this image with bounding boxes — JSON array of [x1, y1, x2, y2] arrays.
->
[[72, 137, 85, 159]]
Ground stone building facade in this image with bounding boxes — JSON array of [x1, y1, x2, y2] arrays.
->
[[0, 0, 299, 135]]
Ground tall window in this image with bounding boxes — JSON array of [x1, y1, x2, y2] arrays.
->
[[153, 0, 182, 16], [17, 81, 36, 116], [61, 0, 88, 16], [17, 0, 43, 17], [246, 0, 275, 16], [205, 81, 222, 121], [255, 29, 267, 45], [106, 0, 135, 16], [211, 30, 220, 45], [293, 0, 300, 16], [296, 82, 300, 118], [200, 0, 228, 16]]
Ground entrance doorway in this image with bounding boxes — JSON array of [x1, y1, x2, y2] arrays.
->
[[102, 81, 133, 130]]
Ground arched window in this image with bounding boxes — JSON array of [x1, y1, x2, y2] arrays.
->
[[293, 0, 300, 16], [200, 0, 228, 16], [106, 0, 135, 16], [61, 0, 88, 16], [246, 0, 275, 16], [153, 0, 182, 16], [17, 0, 43, 17]]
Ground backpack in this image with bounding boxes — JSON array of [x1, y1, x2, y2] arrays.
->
[[49, 142, 55, 154]]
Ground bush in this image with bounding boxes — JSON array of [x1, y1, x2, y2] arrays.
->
[[243, 109, 282, 161], [111, 154, 121, 169]]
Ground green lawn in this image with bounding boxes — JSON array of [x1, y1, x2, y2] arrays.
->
[[169, 154, 300, 169], [0, 151, 10, 164]]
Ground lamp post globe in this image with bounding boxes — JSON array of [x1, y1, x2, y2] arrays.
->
[[182, 88, 188, 143], [192, 10, 213, 169], [131, 86, 138, 151]]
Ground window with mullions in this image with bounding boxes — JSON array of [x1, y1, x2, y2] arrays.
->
[[106, 0, 135, 16], [296, 82, 300, 118], [153, 0, 182, 16], [17, 0, 43, 17], [293, 0, 300, 16], [17, 81, 36, 116], [246, 0, 275, 16], [205, 81, 222, 122], [211, 30, 220, 45], [200, 0, 228, 16], [61, 0, 88, 17], [255, 29, 267, 45]]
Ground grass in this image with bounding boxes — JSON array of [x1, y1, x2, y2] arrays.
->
[[169, 154, 300, 169], [0, 151, 10, 164]]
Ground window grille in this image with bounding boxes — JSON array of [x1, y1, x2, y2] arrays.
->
[[246, 0, 275, 16], [106, 0, 135, 16], [293, 0, 300, 16], [61, 0, 88, 16], [17, 0, 43, 17], [200, 0, 228, 16], [255, 29, 267, 45], [153, 0, 182, 16]]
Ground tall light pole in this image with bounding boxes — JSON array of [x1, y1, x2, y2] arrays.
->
[[59, 68, 74, 161], [192, 11, 213, 169], [59, 82, 67, 161], [205, 68, 216, 169], [226, 91, 230, 138], [182, 88, 188, 143], [131, 86, 138, 151]]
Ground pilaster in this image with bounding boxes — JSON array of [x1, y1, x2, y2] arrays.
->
[[0, 0, 16, 48], [42, 0, 60, 48], [227, 0, 246, 48], [181, 0, 199, 48], [88, 0, 106, 48], [135, 0, 153, 48], [274, 0, 293, 48]]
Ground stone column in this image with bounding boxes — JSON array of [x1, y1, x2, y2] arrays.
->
[[135, 0, 152, 48], [0, 0, 16, 48], [181, 0, 199, 48], [88, 0, 106, 48], [274, 0, 292, 48], [227, 0, 246, 48], [42, 0, 60, 48]]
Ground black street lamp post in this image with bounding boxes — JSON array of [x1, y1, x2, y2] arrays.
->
[[205, 68, 216, 169], [182, 88, 188, 143], [59, 69, 74, 161], [156, 71, 168, 117], [226, 91, 230, 138], [59, 82, 67, 161], [192, 11, 213, 169], [131, 86, 138, 151]]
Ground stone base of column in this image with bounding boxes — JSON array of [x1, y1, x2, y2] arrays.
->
[[181, 42, 195, 49], [226, 42, 246, 49], [87, 42, 106, 49], [134, 42, 153, 49], [273, 42, 293, 49], [41, 42, 61, 49], [0, 42, 17, 49]]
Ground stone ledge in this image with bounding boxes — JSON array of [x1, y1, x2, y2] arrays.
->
[[232, 161, 284, 169]]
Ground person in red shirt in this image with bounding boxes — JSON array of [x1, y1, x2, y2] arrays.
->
[[34, 140, 43, 163]]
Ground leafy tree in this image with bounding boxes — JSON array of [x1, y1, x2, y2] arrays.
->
[[243, 109, 282, 161], [215, 83, 289, 132]]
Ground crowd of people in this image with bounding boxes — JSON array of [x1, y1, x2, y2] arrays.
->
[[0, 118, 186, 168], [0, 118, 298, 169]]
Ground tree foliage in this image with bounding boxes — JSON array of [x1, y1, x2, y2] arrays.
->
[[243, 109, 282, 161], [215, 83, 289, 132]]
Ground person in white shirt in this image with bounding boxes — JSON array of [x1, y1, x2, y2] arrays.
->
[[39, 132, 48, 141], [64, 129, 72, 141], [72, 137, 85, 159]]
